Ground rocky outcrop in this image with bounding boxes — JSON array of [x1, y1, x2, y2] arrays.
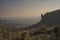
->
[[40, 9, 60, 26], [32, 9, 60, 27]]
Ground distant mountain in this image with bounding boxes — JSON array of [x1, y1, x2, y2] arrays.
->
[[40, 9, 60, 26], [29, 9, 60, 28]]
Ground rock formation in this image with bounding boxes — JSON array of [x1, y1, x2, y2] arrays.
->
[[40, 9, 60, 26]]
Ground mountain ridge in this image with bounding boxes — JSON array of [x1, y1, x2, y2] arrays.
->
[[28, 9, 60, 29]]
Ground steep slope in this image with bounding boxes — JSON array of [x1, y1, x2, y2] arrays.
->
[[30, 9, 60, 28], [40, 9, 60, 26]]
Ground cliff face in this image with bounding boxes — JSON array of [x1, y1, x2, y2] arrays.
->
[[29, 9, 60, 28], [40, 9, 60, 26]]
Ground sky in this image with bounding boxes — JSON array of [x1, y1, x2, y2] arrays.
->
[[0, 0, 60, 18]]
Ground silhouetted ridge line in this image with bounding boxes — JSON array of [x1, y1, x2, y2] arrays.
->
[[41, 9, 60, 26], [29, 9, 60, 28]]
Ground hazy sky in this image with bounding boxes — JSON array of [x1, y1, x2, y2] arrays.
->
[[0, 0, 60, 18]]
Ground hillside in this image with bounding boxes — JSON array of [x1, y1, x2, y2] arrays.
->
[[40, 9, 60, 26], [29, 9, 60, 28]]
